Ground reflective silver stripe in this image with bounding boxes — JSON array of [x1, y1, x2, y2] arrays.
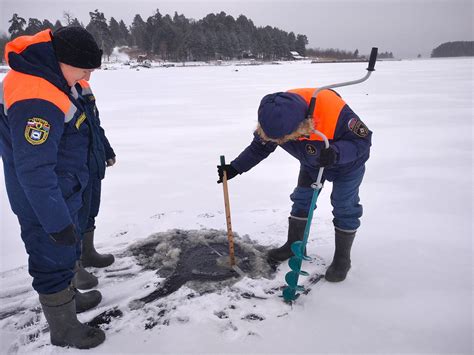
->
[[70, 85, 79, 100], [0, 80, 6, 116], [335, 226, 358, 233], [289, 215, 308, 221], [64, 103, 77, 123], [82, 87, 93, 96]]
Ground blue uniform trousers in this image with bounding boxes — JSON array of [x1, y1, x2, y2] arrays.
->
[[76, 175, 102, 261], [290, 164, 365, 232], [19, 216, 78, 294], [78, 175, 101, 235]]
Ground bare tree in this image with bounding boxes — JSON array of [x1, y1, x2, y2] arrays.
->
[[63, 11, 74, 25]]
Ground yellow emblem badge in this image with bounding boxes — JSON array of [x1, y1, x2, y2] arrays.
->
[[25, 118, 50, 145], [75, 113, 86, 129]]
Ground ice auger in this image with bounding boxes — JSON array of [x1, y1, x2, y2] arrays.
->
[[282, 48, 379, 302]]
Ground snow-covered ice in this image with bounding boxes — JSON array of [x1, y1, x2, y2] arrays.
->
[[0, 58, 472, 353]]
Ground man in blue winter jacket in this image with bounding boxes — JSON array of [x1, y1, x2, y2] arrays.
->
[[0, 27, 108, 349], [218, 89, 372, 282], [73, 70, 117, 290]]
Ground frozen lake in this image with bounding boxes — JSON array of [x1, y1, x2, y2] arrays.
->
[[0, 58, 472, 353]]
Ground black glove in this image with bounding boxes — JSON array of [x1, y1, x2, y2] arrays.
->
[[217, 164, 239, 183], [50, 224, 78, 246], [319, 146, 338, 167]]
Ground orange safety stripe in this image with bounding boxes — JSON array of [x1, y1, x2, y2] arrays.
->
[[288, 88, 346, 141], [5, 29, 52, 65], [3, 70, 71, 114], [78, 80, 90, 88]]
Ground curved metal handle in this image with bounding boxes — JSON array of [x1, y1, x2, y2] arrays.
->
[[307, 47, 378, 119], [311, 129, 329, 190]]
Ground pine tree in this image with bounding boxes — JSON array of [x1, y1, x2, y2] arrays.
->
[[86, 9, 114, 58], [295, 34, 308, 57], [24, 18, 43, 35], [146, 9, 163, 55], [41, 19, 55, 31], [109, 17, 122, 46], [118, 20, 131, 46], [130, 14, 147, 49], [8, 14, 27, 39], [53, 20, 63, 31]]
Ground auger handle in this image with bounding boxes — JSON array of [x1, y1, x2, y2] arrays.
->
[[311, 129, 329, 190], [307, 47, 378, 119], [367, 47, 378, 72]]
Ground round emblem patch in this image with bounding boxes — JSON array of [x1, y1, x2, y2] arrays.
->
[[348, 118, 369, 138], [305, 144, 317, 155], [24, 118, 50, 145]]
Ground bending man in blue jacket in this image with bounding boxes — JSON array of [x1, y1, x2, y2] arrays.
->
[[0, 27, 107, 348], [218, 89, 372, 282]]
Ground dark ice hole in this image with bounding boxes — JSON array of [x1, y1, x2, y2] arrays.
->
[[127, 229, 274, 304]]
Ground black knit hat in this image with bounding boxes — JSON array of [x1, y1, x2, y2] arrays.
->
[[52, 26, 102, 69]]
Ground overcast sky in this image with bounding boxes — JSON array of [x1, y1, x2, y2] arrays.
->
[[1, 0, 472, 58]]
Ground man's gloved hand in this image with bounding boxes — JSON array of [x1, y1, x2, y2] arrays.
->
[[217, 164, 239, 183], [50, 224, 78, 246], [106, 157, 116, 167], [319, 146, 338, 167]]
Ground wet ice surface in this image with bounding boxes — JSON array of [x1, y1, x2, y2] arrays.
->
[[127, 229, 275, 304], [0, 228, 326, 353]]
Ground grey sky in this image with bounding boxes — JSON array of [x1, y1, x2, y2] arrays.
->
[[1, 0, 472, 58]]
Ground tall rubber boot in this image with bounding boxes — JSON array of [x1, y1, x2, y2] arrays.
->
[[73, 261, 98, 290], [75, 288, 102, 314], [39, 286, 105, 349], [325, 229, 356, 282], [81, 230, 115, 268], [267, 216, 307, 262]]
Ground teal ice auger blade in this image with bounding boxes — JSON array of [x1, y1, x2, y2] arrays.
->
[[281, 48, 378, 303], [282, 186, 322, 302]]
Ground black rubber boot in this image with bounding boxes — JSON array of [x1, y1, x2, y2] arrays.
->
[[75, 288, 102, 314], [267, 216, 307, 262], [39, 286, 105, 349], [73, 261, 98, 290], [81, 231, 115, 268], [325, 229, 356, 282]]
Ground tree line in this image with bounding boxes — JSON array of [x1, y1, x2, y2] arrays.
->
[[431, 41, 474, 58], [2, 10, 309, 62], [306, 48, 394, 60]]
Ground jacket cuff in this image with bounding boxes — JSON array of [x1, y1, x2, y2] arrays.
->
[[49, 224, 77, 246], [330, 144, 341, 164], [105, 148, 116, 160], [229, 162, 241, 174]]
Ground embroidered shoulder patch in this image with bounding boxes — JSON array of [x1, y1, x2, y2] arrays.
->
[[25, 118, 50, 145], [305, 143, 317, 155], [75, 113, 87, 129], [348, 118, 369, 138]]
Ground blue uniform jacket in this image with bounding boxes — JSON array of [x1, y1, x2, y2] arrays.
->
[[0, 30, 90, 234], [231, 100, 372, 182], [74, 82, 115, 181]]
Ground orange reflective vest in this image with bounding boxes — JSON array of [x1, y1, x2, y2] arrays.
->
[[287, 88, 346, 141]]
